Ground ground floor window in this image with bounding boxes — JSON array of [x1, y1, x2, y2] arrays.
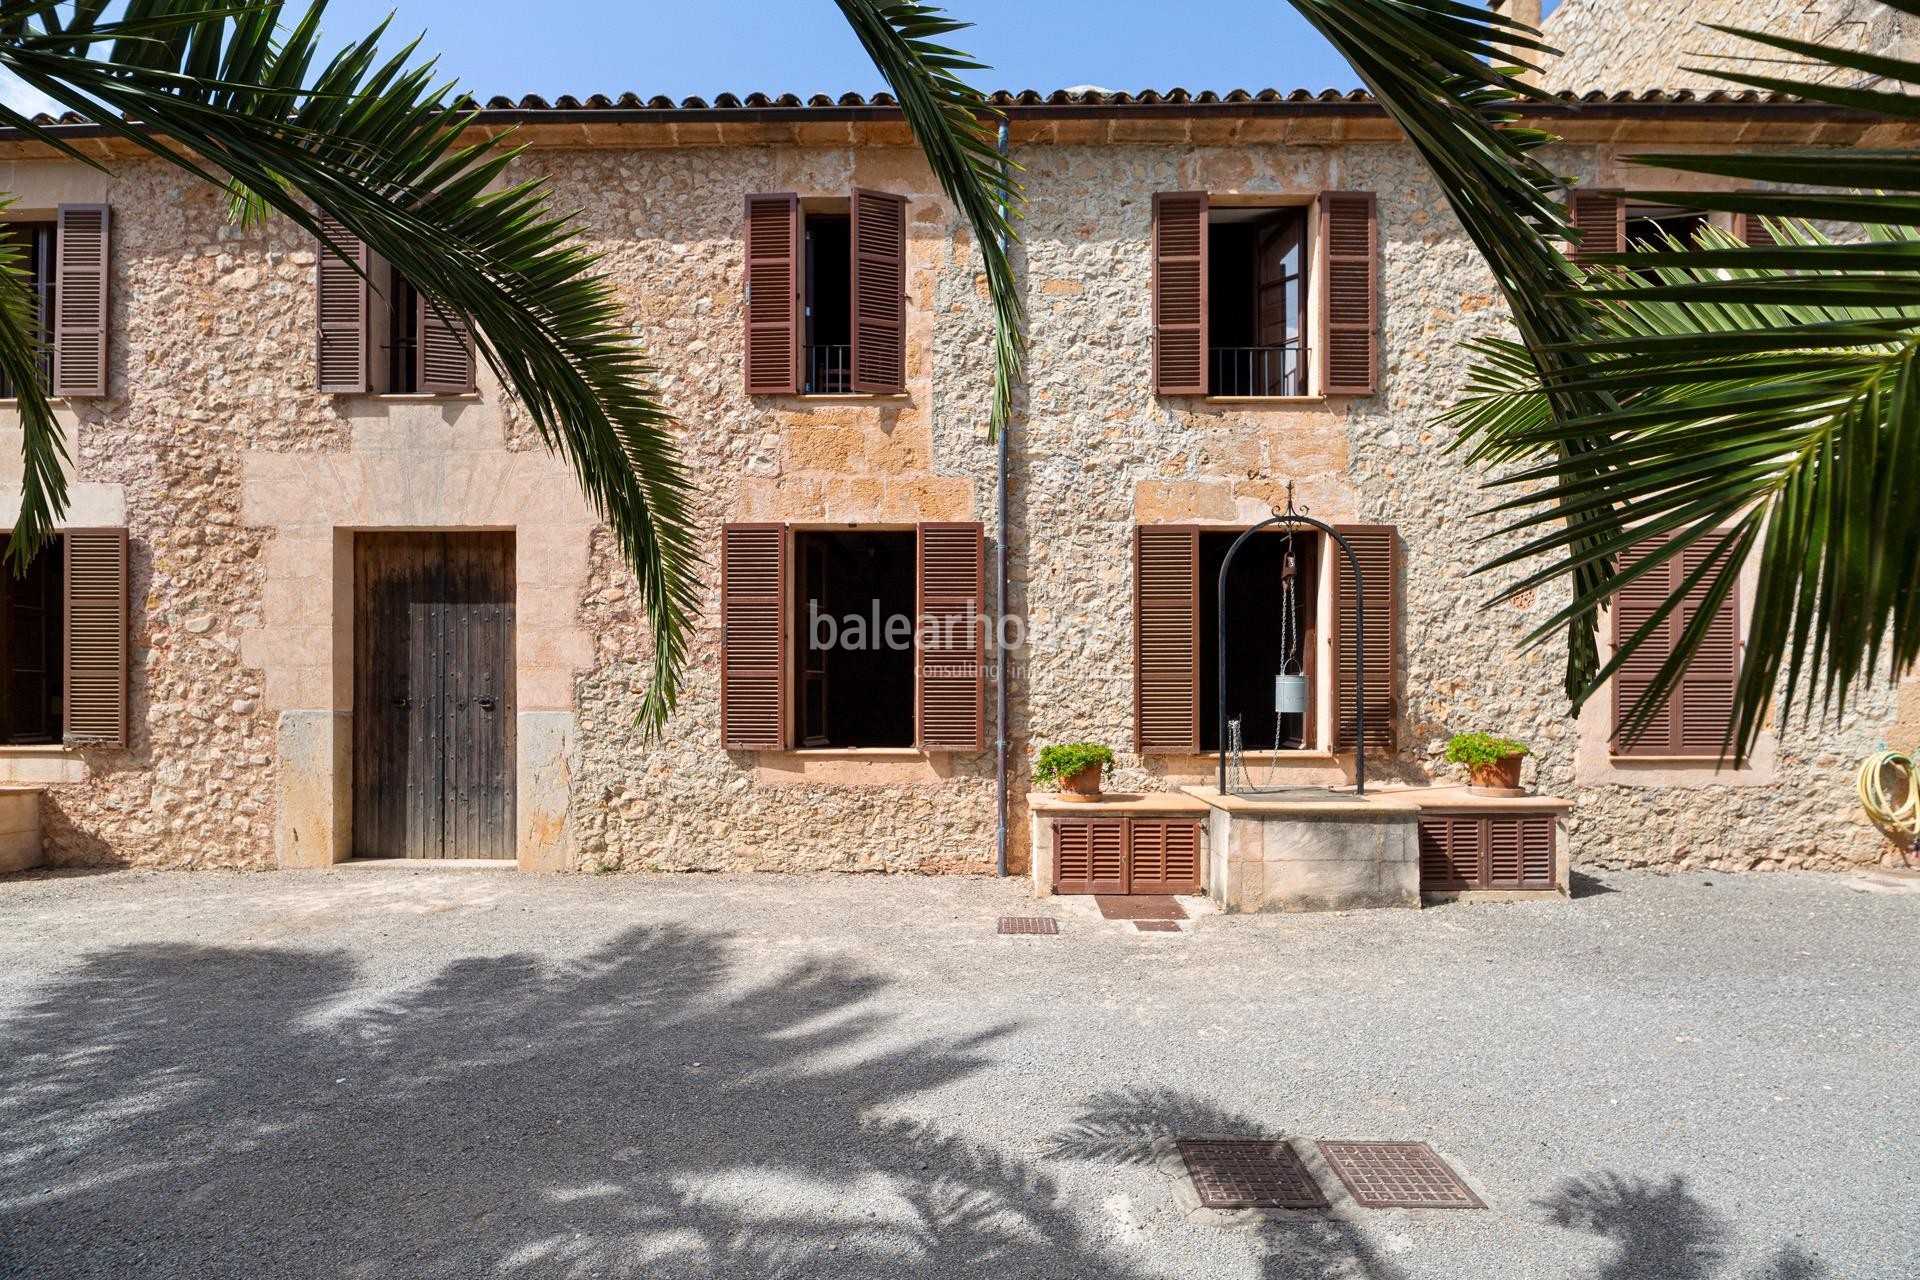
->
[[1200, 528, 1321, 753], [0, 534, 63, 744], [794, 529, 917, 749]]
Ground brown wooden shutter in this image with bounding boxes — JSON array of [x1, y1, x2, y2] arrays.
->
[[1734, 212, 1777, 247], [720, 523, 787, 751], [1612, 534, 1740, 757], [1053, 818, 1127, 895], [52, 204, 108, 398], [1128, 818, 1202, 894], [1152, 192, 1208, 395], [63, 527, 128, 748], [1419, 813, 1555, 891], [416, 293, 476, 394], [1318, 191, 1378, 396], [315, 213, 370, 394], [1134, 525, 1200, 753], [1567, 190, 1625, 264], [744, 194, 800, 395], [1332, 524, 1398, 754], [851, 188, 907, 395], [917, 521, 985, 751]]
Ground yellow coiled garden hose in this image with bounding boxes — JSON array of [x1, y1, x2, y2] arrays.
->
[[1858, 748, 1920, 850]]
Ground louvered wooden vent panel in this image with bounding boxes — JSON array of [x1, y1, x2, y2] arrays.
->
[[64, 527, 128, 748], [53, 205, 109, 398], [1153, 192, 1208, 395], [744, 194, 800, 394], [1419, 814, 1556, 892], [721, 523, 786, 750], [852, 188, 907, 394], [1735, 212, 1778, 247], [1320, 191, 1377, 396], [1129, 819, 1203, 894], [1332, 524, 1397, 754], [1134, 526, 1200, 753], [1568, 190, 1625, 263], [917, 522, 985, 751], [1053, 819, 1129, 895], [314, 212, 369, 394]]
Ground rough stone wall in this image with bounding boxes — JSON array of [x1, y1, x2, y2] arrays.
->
[[1543, 0, 1920, 93], [6, 124, 1906, 876]]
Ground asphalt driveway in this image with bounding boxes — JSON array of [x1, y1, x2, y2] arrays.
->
[[1, 865, 1915, 1279]]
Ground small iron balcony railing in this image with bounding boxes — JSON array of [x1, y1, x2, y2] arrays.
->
[[806, 344, 853, 394], [1210, 345, 1303, 398]]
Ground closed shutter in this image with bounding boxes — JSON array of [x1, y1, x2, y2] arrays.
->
[[416, 293, 476, 394], [1053, 818, 1127, 895], [1567, 190, 1625, 264], [1152, 191, 1208, 395], [1318, 191, 1378, 396], [1612, 534, 1739, 757], [720, 523, 786, 751], [744, 194, 800, 395], [52, 204, 109, 398], [917, 521, 985, 751], [1419, 814, 1556, 891], [63, 527, 128, 748], [1134, 525, 1200, 753], [1332, 524, 1398, 754], [851, 188, 907, 394], [1518, 816, 1555, 888], [1129, 818, 1202, 894], [315, 212, 370, 394], [1734, 212, 1777, 247]]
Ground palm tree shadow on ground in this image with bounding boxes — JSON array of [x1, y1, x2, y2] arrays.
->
[[0, 925, 1145, 1279]]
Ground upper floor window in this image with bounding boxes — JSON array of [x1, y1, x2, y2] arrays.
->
[[315, 214, 476, 396], [0, 205, 110, 401], [744, 190, 906, 397], [0, 222, 55, 398], [1153, 191, 1378, 400]]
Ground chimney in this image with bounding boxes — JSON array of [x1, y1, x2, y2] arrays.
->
[[1488, 0, 1546, 85]]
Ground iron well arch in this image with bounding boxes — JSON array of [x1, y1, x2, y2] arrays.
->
[[1215, 489, 1368, 797]]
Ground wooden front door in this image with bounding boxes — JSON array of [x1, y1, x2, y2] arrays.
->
[[354, 532, 516, 859]]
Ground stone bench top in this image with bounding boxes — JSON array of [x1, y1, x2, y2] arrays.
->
[[1180, 784, 1575, 815], [1026, 791, 1215, 816]]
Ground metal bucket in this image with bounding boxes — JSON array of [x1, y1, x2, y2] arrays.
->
[[1274, 673, 1308, 715]]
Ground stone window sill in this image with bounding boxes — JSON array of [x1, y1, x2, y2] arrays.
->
[[1191, 395, 1330, 405], [755, 393, 912, 403], [784, 747, 932, 759], [0, 744, 73, 756], [333, 393, 482, 403]]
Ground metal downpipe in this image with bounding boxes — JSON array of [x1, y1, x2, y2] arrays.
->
[[995, 117, 1012, 878]]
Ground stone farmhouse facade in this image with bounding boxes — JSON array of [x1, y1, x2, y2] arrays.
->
[[0, 70, 1914, 886]]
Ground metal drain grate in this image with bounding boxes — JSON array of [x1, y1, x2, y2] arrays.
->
[[1176, 1139, 1329, 1210], [997, 916, 1061, 936], [1317, 1141, 1483, 1210], [1134, 920, 1182, 932]]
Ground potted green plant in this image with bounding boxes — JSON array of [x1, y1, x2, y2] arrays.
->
[[1445, 732, 1531, 795], [1033, 743, 1116, 802]]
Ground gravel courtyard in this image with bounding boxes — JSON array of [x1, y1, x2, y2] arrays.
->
[[0, 865, 1915, 1279]]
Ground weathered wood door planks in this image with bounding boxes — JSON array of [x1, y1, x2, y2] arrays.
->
[[354, 532, 516, 859]]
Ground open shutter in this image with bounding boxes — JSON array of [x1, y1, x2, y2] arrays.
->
[[1152, 192, 1207, 395], [1734, 212, 1778, 247], [1567, 190, 1625, 264], [52, 204, 109, 398], [917, 521, 985, 751], [851, 188, 907, 394], [1318, 191, 1378, 396], [720, 523, 786, 751], [744, 194, 800, 395], [1134, 525, 1200, 753], [63, 527, 128, 748], [315, 213, 370, 394], [1332, 524, 1398, 755], [416, 293, 476, 394]]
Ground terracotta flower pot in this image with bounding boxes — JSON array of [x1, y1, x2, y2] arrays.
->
[[1469, 753, 1526, 795], [1058, 763, 1105, 801]]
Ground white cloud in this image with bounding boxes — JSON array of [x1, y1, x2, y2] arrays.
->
[[0, 68, 67, 120]]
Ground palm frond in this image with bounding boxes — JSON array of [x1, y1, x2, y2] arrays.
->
[[0, 1, 698, 731], [834, 0, 1025, 437]]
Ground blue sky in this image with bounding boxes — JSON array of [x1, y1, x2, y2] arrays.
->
[[0, 1, 1566, 115]]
